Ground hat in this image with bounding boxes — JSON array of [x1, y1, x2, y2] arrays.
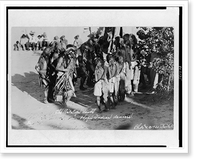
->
[[74, 35, 79, 39], [54, 36, 59, 40], [93, 34, 99, 39], [66, 47, 76, 52], [60, 35, 65, 40], [29, 31, 35, 35]]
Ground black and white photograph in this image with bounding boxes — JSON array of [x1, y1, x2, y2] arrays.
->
[[0, 1, 189, 153], [11, 26, 175, 130]]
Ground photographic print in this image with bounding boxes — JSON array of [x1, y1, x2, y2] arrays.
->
[[11, 26, 174, 130], [1, 1, 189, 153]]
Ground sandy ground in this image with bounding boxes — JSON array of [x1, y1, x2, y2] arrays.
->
[[11, 50, 174, 130]]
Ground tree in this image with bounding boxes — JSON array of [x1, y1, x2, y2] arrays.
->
[[136, 27, 174, 92]]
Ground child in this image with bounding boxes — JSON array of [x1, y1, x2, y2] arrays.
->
[[107, 55, 118, 108], [94, 58, 109, 112], [117, 55, 126, 101]]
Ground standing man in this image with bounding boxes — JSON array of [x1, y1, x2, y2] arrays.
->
[[35, 48, 51, 103], [42, 32, 50, 48], [52, 36, 62, 50], [60, 35, 68, 50], [77, 55, 88, 90], [28, 31, 37, 51], [20, 34, 29, 51], [73, 35, 83, 48], [37, 35, 43, 51], [73, 35, 83, 57], [54, 50, 75, 106]]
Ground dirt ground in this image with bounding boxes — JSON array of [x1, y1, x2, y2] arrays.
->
[[11, 50, 174, 130]]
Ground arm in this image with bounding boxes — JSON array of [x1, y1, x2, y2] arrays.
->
[[35, 57, 47, 75], [113, 64, 118, 77], [56, 57, 68, 72], [95, 69, 98, 82]]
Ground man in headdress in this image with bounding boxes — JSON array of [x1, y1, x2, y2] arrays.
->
[[54, 47, 76, 105], [60, 35, 68, 50], [35, 47, 52, 103], [52, 36, 62, 50]]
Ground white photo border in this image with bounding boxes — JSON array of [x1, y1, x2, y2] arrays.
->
[[1, 2, 187, 153]]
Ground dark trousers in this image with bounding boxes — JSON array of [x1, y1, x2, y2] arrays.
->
[[80, 75, 87, 88], [47, 75, 57, 101], [37, 41, 43, 50]]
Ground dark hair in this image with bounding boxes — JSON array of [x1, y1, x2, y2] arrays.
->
[[77, 55, 83, 62], [66, 44, 74, 49], [106, 54, 115, 63], [96, 58, 103, 65]]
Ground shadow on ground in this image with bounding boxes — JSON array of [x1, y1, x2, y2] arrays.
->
[[12, 71, 44, 103], [12, 114, 34, 130], [11, 72, 96, 110]]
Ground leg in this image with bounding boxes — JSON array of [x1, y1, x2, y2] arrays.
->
[[119, 79, 126, 101], [114, 77, 119, 104], [32, 42, 35, 51], [109, 92, 115, 109], [39, 41, 42, 50], [80, 73, 87, 90], [96, 96, 102, 112], [133, 67, 140, 93], [44, 88, 49, 104], [63, 90, 73, 106], [102, 83, 109, 111], [25, 42, 30, 50], [21, 44, 24, 51]]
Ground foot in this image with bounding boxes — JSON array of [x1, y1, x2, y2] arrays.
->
[[48, 98, 55, 103], [44, 99, 48, 104], [104, 102, 110, 111], [97, 106, 103, 113], [111, 105, 116, 109]]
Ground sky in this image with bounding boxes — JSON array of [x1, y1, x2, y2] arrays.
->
[[11, 27, 96, 45], [11, 27, 140, 46]]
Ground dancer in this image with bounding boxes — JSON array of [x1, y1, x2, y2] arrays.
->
[[94, 58, 109, 112], [35, 48, 51, 103], [107, 55, 117, 108], [54, 49, 74, 106]]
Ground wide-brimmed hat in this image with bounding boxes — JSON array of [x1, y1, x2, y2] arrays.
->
[[54, 36, 59, 40], [74, 35, 79, 39], [29, 31, 35, 35], [60, 35, 65, 40], [66, 47, 76, 52]]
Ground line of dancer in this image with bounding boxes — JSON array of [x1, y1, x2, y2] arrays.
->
[[35, 29, 152, 113]]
